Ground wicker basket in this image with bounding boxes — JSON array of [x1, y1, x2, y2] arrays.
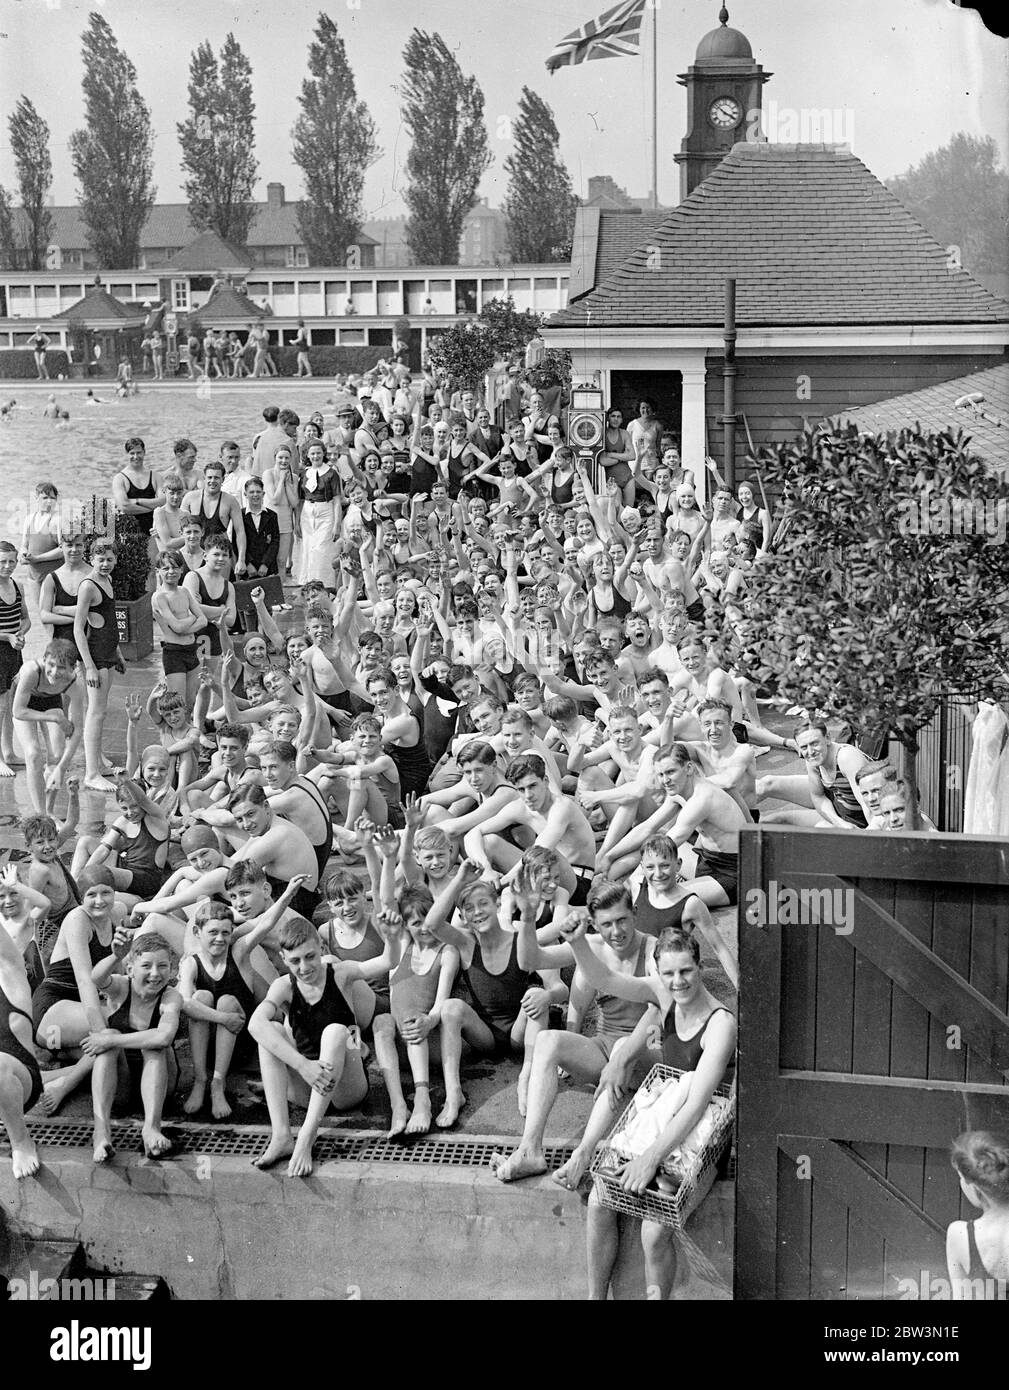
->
[[590, 1063, 735, 1231]]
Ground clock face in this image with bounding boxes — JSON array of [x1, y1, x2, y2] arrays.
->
[[709, 96, 742, 129]]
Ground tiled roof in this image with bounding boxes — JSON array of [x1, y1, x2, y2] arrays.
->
[[17, 202, 375, 251], [835, 363, 1009, 465], [549, 143, 1009, 329], [164, 231, 252, 271], [197, 283, 265, 322], [53, 280, 143, 323], [593, 209, 667, 286]]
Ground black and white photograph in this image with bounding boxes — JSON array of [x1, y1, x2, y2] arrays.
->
[[0, 0, 1006, 1328]]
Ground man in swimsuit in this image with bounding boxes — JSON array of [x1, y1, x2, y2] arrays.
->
[[183, 461, 247, 575], [600, 742, 750, 914], [685, 698, 759, 820], [492, 876, 659, 1182], [249, 916, 369, 1176], [463, 753, 597, 906]]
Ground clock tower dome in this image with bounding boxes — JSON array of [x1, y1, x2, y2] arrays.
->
[[674, 7, 771, 201]]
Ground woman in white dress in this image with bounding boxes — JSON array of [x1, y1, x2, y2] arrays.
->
[[296, 441, 341, 585]]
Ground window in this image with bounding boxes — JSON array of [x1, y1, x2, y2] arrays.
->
[[111, 284, 133, 299], [285, 246, 308, 268], [246, 282, 269, 300], [59, 284, 84, 301], [534, 277, 556, 291], [295, 248, 308, 268], [339, 329, 365, 345], [271, 282, 295, 296], [35, 285, 57, 302], [481, 278, 505, 296], [507, 278, 531, 292], [135, 283, 159, 299], [9, 286, 32, 311], [172, 280, 190, 311]]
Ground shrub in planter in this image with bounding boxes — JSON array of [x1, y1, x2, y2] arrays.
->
[[0, 349, 72, 380], [81, 507, 154, 661]]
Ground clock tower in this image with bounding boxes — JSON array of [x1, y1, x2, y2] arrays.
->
[[674, 7, 771, 201]]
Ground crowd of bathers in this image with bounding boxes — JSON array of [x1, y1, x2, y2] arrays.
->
[[0, 364, 930, 1297]]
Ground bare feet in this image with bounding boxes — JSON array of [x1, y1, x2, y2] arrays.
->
[[38, 1074, 76, 1115], [183, 1079, 206, 1115], [1, 748, 24, 768], [142, 1128, 174, 1159], [552, 1149, 591, 1191], [251, 1132, 295, 1169], [406, 1085, 431, 1136], [11, 1139, 40, 1180], [435, 1087, 466, 1129], [492, 1146, 548, 1183], [387, 1100, 409, 1139], [209, 1079, 232, 1120], [84, 775, 118, 793], [0, 761, 15, 778], [287, 1138, 315, 1178], [93, 1134, 115, 1165]]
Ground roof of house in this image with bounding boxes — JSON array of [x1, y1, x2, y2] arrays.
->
[[163, 231, 252, 271], [550, 143, 1009, 329], [53, 278, 145, 325], [834, 363, 1009, 463], [196, 283, 265, 323], [567, 207, 667, 302], [18, 202, 378, 252]]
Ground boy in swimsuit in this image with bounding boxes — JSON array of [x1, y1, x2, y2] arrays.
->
[[144, 679, 210, 793], [0, 861, 54, 995], [74, 537, 126, 793], [463, 753, 598, 906], [86, 930, 183, 1162], [249, 916, 371, 1176], [19, 807, 82, 951], [179, 876, 306, 1119], [76, 777, 170, 909], [0, 540, 30, 776], [152, 551, 208, 707], [182, 535, 236, 683], [493, 874, 659, 1182]]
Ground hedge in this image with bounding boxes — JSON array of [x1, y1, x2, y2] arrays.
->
[[268, 345, 388, 377], [0, 349, 73, 380]]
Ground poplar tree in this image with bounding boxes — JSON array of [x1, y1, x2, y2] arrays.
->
[[8, 97, 53, 270], [292, 13, 380, 265], [503, 88, 577, 263], [178, 34, 258, 245], [69, 12, 155, 267], [400, 30, 492, 264]]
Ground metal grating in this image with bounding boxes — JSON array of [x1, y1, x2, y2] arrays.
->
[[2, 1120, 574, 1170]]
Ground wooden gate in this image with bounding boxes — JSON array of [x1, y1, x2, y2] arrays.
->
[[735, 827, 1009, 1300]]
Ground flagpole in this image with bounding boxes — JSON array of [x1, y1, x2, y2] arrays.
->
[[650, 0, 658, 209]]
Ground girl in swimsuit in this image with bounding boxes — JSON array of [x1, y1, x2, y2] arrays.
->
[[80, 777, 170, 907], [0, 916, 43, 1178], [263, 444, 300, 575], [737, 481, 771, 553], [11, 638, 85, 812], [947, 1130, 1009, 1299], [364, 665, 431, 801], [39, 532, 91, 653], [564, 921, 736, 1301], [587, 551, 635, 629], [19, 480, 63, 614], [31, 866, 126, 1114], [86, 930, 182, 1162], [426, 861, 567, 1123], [73, 537, 125, 793]]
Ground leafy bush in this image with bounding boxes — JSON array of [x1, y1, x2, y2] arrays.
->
[[0, 349, 72, 380]]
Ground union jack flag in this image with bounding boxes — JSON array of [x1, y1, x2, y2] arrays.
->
[[546, 0, 648, 73]]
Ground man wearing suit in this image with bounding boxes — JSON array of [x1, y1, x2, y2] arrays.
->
[[241, 477, 281, 577]]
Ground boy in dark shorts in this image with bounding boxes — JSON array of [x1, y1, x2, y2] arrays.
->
[[249, 916, 371, 1177], [0, 539, 30, 776]]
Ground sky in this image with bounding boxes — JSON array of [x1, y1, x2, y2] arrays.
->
[[0, 0, 1005, 217]]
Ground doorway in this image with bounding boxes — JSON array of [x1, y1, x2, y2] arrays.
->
[[609, 370, 683, 445]]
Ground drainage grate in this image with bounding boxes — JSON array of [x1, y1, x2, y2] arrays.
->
[[3, 1120, 574, 1170]]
